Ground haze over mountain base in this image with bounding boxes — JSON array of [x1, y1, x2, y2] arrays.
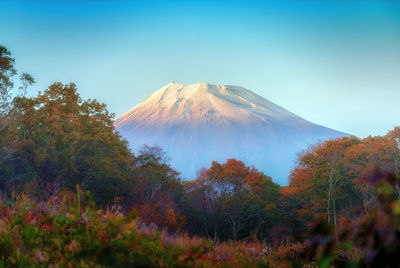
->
[[115, 82, 349, 184]]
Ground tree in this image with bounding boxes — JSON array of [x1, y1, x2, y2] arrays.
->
[[132, 145, 180, 203], [383, 127, 400, 197], [184, 167, 226, 240], [0, 45, 34, 165], [184, 159, 279, 241], [248, 172, 282, 241], [286, 137, 362, 238], [130, 145, 184, 230], [8, 82, 132, 205], [281, 167, 315, 223], [344, 136, 388, 213], [0, 45, 16, 116], [0, 46, 35, 196]]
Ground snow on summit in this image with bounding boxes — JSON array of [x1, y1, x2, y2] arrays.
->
[[116, 82, 303, 128], [115, 82, 349, 185]]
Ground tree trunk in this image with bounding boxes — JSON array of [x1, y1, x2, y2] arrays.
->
[[333, 198, 337, 241]]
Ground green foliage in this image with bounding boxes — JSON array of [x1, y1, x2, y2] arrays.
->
[[129, 145, 185, 230], [4, 82, 133, 205], [132, 145, 182, 205], [0, 45, 17, 115], [0, 45, 34, 170]]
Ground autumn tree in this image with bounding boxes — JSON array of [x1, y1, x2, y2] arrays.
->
[[286, 137, 362, 238], [183, 159, 281, 241], [8, 82, 132, 205], [382, 127, 400, 197], [247, 172, 282, 241], [183, 167, 226, 240], [343, 136, 389, 213], [281, 167, 315, 224], [130, 145, 184, 230], [342, 129, 400, 212]]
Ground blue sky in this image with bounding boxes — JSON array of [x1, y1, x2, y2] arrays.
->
[[1, 0, 400, 137]]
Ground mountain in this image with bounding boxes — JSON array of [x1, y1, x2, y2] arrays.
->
[[114, 82, 349, 184]]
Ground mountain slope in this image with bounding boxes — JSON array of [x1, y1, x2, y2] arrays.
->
[[115, 82, 349, 184]]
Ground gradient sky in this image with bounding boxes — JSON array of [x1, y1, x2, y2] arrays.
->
[[1, 0, 400, 138]]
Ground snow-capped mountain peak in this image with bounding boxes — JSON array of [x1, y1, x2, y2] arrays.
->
[[115, 82, 304, 129]]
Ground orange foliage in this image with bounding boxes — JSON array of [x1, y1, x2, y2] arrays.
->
[[281, 167, 312, 197], [137, 195, 183, 230]]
